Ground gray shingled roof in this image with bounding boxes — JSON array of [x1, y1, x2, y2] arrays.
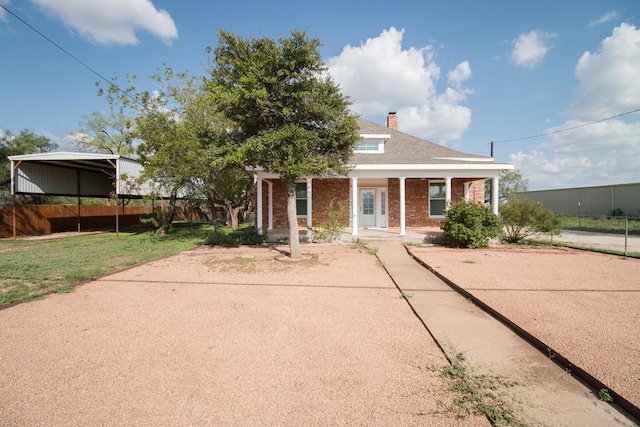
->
[[351, 118, 490, 165]]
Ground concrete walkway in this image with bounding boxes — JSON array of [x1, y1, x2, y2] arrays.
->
[[375, 243, 636, 427]]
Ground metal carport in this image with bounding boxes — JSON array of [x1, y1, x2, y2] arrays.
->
[[8, 151, 155, 238]]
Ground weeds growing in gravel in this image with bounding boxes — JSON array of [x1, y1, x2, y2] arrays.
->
[[435, 354, 528, 426], [349, 240, 378, 255]]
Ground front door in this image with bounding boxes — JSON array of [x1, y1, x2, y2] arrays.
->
[[360, 190, 376, 227]]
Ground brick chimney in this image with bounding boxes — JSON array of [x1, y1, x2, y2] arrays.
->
[[386, 112, 398, 130]]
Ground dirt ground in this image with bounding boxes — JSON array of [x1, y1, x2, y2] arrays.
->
[[408, 246, 640, 410], [0, 246, 488, 427]]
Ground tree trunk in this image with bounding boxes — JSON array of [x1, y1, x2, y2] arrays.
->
[[226, 204, 240, 230], [207, 197, 220, 233], [286, 180, 301, 258], [157, 190, 178, 235]]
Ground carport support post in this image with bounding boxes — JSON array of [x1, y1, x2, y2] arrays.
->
[[115, 195, 119, 239], [77, 168, 81, 233], [11, 160, 20, 239], [12, 194, 16, 240]]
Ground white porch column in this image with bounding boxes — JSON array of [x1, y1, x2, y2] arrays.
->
[[445, 177, 452, 209], [399, 177, 406, 236], [463, 182, 470, 200], [351, 177, 358, 236], [267, 181, 273, 230], [491, 177, 499, 215], [306, 178, 313, 231], [256, 176, 263, 234]]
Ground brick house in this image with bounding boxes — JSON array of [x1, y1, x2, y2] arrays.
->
[[255, 112, 513, 237]]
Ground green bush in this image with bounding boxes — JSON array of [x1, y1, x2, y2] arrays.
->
[[205, 226, 266, 247], [500, 199, 561, 243], [610, 208, 624, 217], [440, 200, 501, 248]]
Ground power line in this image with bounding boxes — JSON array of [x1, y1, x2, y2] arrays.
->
[[1, 4, 141, 107], [493, 107, 640, 144]]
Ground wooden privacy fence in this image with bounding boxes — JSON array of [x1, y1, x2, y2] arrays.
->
[[0, 204, 210, 238]]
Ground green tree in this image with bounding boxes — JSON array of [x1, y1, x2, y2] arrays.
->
[[499, 169, 529, 201], [205, 30, 360, 258], [1, 128, 58, 203], [68, 111, 135, 155], [95, 67, 253, 235], [441, 200, 501, 248], [500, 199, 561, 243], [68, 77, 139, 155]]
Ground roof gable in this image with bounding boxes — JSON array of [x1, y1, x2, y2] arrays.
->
[[351, 118, 490, 165]]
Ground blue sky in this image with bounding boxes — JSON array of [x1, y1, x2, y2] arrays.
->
[[1, 0, 639, 190]]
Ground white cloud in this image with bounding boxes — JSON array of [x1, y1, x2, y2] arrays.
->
[[508, 23, 640, 189], [572, 23, 640, 120], [513, 117, 640, 186], [399, 89, 471, 141], [29, 0, 178, 45], [543, 119, 640, 154], [510, 30, 556, 68], [328, 27, 473, 142], [447, 61, 471, 87], [590, 11, 621, 27]]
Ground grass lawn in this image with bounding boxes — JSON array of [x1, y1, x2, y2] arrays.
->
[[561, 215, 640, 234], [0, 223, 215, 306]]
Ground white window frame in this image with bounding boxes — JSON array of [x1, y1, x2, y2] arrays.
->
[[295, 182, 307, 217], [429, 180, 446, 218], [354, 140, 385, 153]]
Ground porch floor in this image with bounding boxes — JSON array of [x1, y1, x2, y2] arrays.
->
[[264, 227, 444, 244]]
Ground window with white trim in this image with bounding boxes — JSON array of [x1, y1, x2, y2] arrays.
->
[[354, 140, 384, 153], [429, 182, 446, 216], [296, 182, 307, 216]]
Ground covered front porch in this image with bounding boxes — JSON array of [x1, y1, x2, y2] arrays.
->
[[264, 226, 445, 244], [255, 172, 502, 237]]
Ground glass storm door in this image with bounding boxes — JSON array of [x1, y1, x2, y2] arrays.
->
[[360, 190, 376, 227]]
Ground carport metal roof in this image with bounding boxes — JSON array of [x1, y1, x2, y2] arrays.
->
[[8, 151, 152, 198]]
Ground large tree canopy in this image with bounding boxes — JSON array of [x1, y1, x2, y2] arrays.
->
[[205, 30, 360, 258]]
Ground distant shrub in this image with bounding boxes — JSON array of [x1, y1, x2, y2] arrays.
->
[[205, 226, 266, 247], [500, 199, 561, 243], [440, 200, 501, 248], [610, 208, 624, 217]]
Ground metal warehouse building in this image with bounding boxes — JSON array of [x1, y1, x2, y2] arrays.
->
[[518, 182, 640, 217]]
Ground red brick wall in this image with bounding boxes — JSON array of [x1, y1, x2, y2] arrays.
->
[[312, 179, 350, 226], [406, 179, 429, 227], [261, 178, 349, 230], [259, 177, 488, 230]]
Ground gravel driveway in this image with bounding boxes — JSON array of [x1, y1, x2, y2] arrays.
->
[[0, 246, 487, 426]]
